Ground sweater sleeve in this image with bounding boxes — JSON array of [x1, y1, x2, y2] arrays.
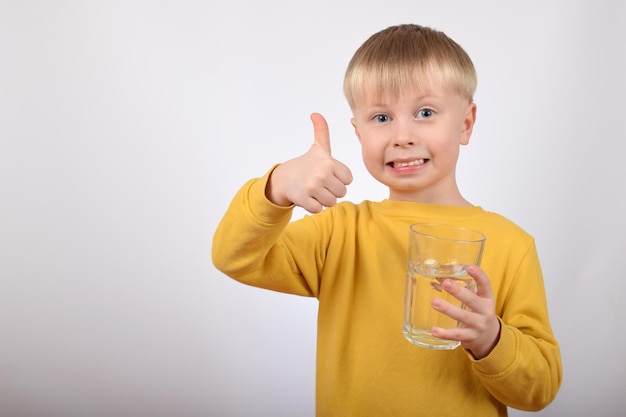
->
[[469, 241, 562, 411], [211, 167, 319, 297]]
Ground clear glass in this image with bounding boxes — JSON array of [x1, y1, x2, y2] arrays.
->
[[403, 223, 486, 350]]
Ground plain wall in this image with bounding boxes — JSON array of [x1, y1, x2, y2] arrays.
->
[[1, 1, 625, 416]]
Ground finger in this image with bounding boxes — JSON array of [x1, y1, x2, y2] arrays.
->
[[440, 278, 474, 306], [324, 176, 349, 200], [432, 295, 470, 323], [439, 277, 485, 318], [312, 187, 340, 208], [334, 161, 353, 186], [431, 325, 478, 346], [298, 196, 324, 214], [310, 112, 332, 154], [467, 265, 494, 299], [430, 324, 466, 342]]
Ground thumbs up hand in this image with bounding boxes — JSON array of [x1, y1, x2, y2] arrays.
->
[[266, 113, 353, 213]]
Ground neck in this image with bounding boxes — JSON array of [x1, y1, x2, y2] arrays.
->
[[388, 188, 473, 207]]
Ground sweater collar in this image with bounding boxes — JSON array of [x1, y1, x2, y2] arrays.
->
[[374, 199, 485, 221]]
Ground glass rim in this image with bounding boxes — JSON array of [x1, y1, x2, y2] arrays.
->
[[409, 222, 486, 243]]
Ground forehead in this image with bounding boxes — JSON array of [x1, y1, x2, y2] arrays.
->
[[346, 63, 469, 109], [351, 71, 458, 107]]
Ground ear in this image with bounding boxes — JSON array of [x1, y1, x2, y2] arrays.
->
[[351, 118, 363, 143], [460, 102, 477, 146]]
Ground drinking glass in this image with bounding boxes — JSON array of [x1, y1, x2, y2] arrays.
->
[[403, 223, 486, 349]]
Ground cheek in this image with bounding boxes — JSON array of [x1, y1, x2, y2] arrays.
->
[[359, 139, 382, 163], [357, 142, 382, 177], [360, 145, 374, 167], [360, 146, 384, 179], [432, 140, 461, 168], [433, 128, 463, 151]]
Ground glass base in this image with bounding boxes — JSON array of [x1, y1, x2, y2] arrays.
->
[[403, 328, 460, 350]]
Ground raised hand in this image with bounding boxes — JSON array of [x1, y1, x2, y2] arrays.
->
[[266, 113, 353, 213], [429, 265, 501, 359]]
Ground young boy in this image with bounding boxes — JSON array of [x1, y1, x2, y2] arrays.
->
[[212, 24, 562, 416]]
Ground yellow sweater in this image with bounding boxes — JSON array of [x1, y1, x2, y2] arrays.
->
[[212, 169, 562, 417]]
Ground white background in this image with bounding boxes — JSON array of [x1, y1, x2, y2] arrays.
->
[[1, 1, 625, 416]]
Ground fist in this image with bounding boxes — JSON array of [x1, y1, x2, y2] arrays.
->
[[266, 113, 353, 213]]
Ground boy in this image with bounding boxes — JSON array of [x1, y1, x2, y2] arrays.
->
[[212, 24, 561, 416]]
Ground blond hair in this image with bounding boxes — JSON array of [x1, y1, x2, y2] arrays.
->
[[343, 24, 477, 108]]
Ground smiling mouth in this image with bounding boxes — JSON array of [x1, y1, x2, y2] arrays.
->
[[389, 159, 426, 168]]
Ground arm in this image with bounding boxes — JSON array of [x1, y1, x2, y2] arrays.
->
[[469, 244, 562, 410], [212, 167, 315, 295], [266, 113, 352, 213], [430, 242, 561, 410], [212, 113, 352, 295]]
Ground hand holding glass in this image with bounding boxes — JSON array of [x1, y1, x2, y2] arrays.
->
[[403, 223, 486, 350]]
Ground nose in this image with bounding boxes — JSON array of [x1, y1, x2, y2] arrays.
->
[[392, 121, 416, 147], [393, 136, 415, 147]]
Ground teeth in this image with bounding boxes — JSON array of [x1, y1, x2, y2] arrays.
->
[[394, 159, 424, 168]]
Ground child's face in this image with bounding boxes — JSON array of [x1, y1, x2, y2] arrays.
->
[[350, 83, 476, 204]]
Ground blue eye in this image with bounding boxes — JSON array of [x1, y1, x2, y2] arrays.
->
[[418, 109, 434, 118], [374, 114, 390, 123]]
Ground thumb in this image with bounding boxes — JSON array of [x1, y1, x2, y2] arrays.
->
[[310, 112, 332, 154]]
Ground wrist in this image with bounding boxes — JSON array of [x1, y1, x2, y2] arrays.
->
[[265, 165, 292, 207], [470, 317, 502, 360]]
